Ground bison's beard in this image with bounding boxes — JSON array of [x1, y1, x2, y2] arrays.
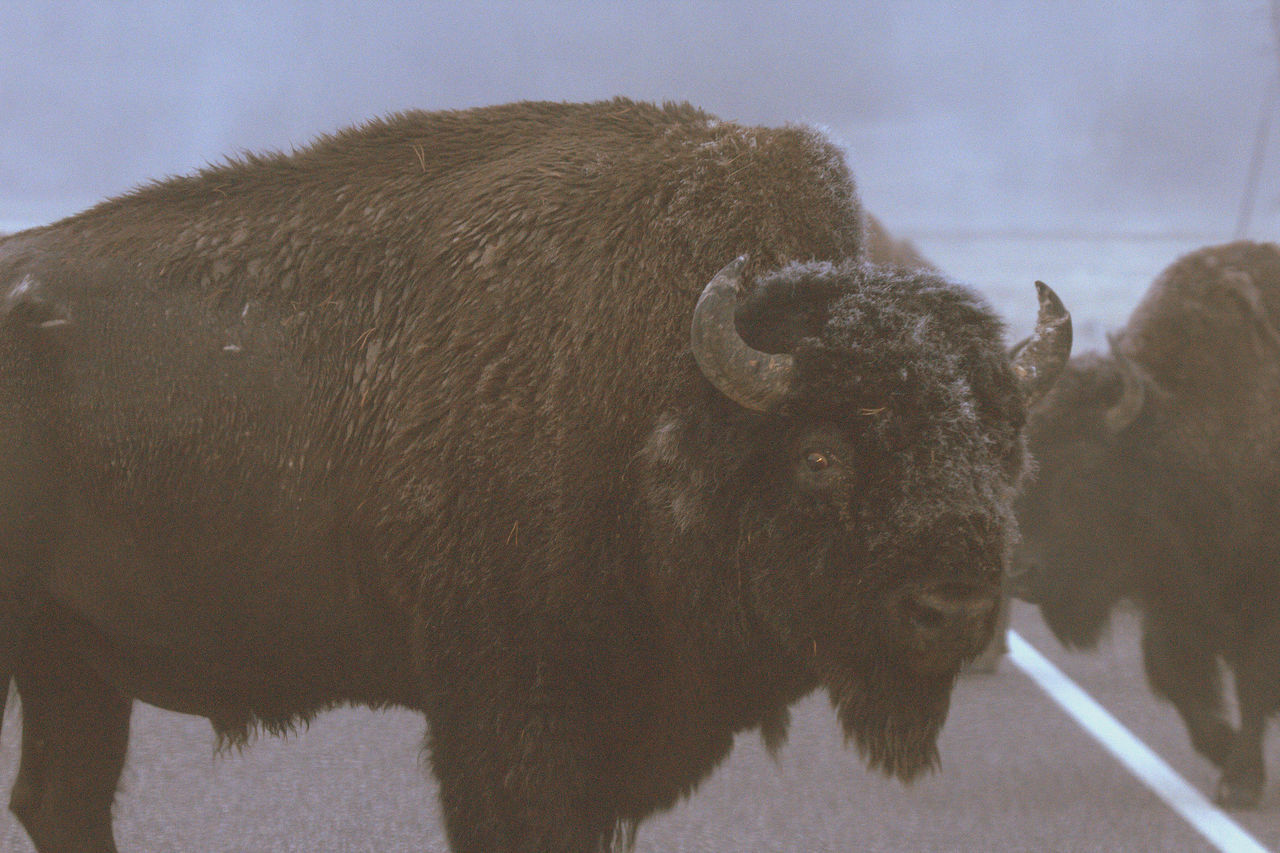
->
[[818, 646, 957, 782]]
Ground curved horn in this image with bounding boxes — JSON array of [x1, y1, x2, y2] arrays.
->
[[1105, 336, 1146, 433], [690, 255, 796, 411], [1011, 281, 1072, 407]]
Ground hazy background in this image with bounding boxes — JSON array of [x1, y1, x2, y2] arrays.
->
[[2, 1, 1276, 234], [2, 6, 1280, 850], [2, 1, 1278, 341]]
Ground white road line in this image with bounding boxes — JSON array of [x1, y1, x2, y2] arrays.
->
[[1007, 630, 1271, 853]]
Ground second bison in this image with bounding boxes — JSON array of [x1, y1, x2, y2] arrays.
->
[[1013, 240, 1280, 808]]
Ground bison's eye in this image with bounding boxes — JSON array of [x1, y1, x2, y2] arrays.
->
[[792, 428, 847, 489], [804, 451, 831, 472]]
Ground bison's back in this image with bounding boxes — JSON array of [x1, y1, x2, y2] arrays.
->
[[1119, 241, 1280, 477], [3, 98, 863, 491]]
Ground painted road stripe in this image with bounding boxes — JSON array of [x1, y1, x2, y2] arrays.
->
[[1007, 630, 1270, 853]]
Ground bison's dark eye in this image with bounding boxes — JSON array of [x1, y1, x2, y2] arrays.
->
[[793, 428, 847, 489], [804, 451, 831, 472]]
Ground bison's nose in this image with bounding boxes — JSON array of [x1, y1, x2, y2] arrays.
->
[[900, 582, 999, 650]]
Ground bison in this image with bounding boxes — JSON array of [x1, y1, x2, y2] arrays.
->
[[0, 98, 1069, 852], [1012, 240, 1280, 809], [863, 214, 936, 273]]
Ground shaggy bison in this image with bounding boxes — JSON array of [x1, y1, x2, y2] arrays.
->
[[1012, 240, 1280, 809], [863, 214, 936, 272], [0, 98, 1069, 851]]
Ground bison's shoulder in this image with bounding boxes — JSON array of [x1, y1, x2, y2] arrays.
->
[[1121, 241, 1280, 398], [1111, 241, 1280, 477]]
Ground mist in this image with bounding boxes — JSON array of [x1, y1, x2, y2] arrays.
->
[[2, 1, 1276, 241], [5, 6, 1280, 851]]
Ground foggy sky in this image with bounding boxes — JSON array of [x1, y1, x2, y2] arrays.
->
[[2, 1, 1277, 240]]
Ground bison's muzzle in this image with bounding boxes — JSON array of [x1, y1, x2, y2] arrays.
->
[[895, 582, 1000, 670]]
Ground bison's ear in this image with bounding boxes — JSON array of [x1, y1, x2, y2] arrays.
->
[[1222, 269, 1280, 350], [1104, 336, 1148, 434], [640, 410, 710, 534]]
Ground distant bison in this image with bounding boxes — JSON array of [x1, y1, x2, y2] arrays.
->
[[863, 214, 936, 272], [0, 98, 1069, 851], [1012, 240, 1280, 808]]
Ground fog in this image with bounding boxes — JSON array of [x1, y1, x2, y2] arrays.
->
[[4, 6, 1280, 852], [2, 1, 1277, 241]]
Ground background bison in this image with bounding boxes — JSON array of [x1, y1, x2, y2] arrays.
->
[[862, 214, 936, 273], [1012, 240, 1280, 809], [0, 98, 1067, 852]]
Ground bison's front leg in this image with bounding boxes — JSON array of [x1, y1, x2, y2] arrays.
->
[[1215, 675, 1267, 809], [1214, 626, 1280, 809], [10, 616, 131, 853], [1140, 614, 1235, 768], [427, 670, 619, 853]]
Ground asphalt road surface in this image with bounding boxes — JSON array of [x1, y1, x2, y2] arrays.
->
[[0, 601, 1276, 852]]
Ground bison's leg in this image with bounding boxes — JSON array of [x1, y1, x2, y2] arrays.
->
[[964, 591, 1010, 674], [1214, 629, 1280, 809], [427, 680, 616, 853], [1214, 669, 1268, 809], [1140, 615, 1234, 767], [0, 569, 41, 744], [0, 580, 25, 741], [9, 635, 131, 853]]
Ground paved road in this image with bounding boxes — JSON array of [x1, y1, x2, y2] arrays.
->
[[1, 601, 1275, 852]]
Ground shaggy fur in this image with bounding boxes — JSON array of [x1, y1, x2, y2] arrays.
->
[[1013, 240, 1280, 809], [0, 98, 1035, 852]]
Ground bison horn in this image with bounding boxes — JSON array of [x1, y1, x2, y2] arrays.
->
[[690, 255, 796, 411], [1105, 335, 1146, 433], [1010, 281, 1072, 406]]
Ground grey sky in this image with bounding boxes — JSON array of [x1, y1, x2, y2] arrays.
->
[[2, 1, 1277, 238]]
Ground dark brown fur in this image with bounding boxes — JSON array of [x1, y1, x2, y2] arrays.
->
[[1014, 240, 1280, 808], [0, 99, 1036, 851]]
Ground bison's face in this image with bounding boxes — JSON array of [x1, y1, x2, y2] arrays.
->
[[647, 259, 1069, 781], [1012, 352, 1146, 649]]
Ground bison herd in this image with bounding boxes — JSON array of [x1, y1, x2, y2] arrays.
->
[[0, 97, 1272, 851]]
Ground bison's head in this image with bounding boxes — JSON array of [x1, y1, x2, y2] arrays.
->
[[643, 258, 1069, 782], [1010, 346, 1151, 649]]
